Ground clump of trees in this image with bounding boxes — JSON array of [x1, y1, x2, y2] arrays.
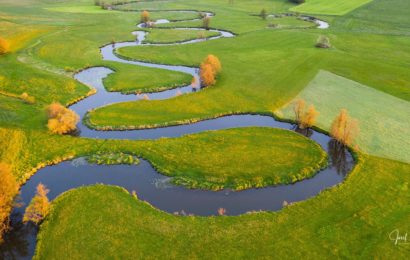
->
[[260, 9, 267, 20], [46, 102, 79, 134], [141, 10, 150, 24], [0, 37, 10, 55], [23, 183, 50, 224], [200, 54, 222, 87], [203, 16, 211, 30], [330, 109, 359, 146], [0, 163, 18, 241], [20, 92, 35, 104], [315, 35, 331, 48], [293, 99, 319, 129]]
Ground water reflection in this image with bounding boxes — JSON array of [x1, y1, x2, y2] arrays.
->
[[328, 139, 352, 176]]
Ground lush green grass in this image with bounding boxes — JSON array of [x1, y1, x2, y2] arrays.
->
[[0, 0, 409, 258], [143, 29, 220, 43], [44, 5, 118, 14], [140, 127, 327, 190], [278, 70, 410, 164], [103, 62, 192, 93], [35, 154, 410, 259], [289, 0, 373, 15]]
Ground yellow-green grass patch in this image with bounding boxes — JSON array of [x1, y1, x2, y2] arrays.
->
[[290, 0, 373, 16], [278, 70, 410, 163]]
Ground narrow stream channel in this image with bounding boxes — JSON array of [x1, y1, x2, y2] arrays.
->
[[1, 10, 335, 259]]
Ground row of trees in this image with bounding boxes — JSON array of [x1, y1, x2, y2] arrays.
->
[[293, 99, 359, 146], [0, 37, 10, 55], [200, 54, 222, 86], [46, 102, 79, 134]]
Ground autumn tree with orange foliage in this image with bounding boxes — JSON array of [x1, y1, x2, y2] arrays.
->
[[200, 54, 222, 87], [23, 183, 50, 224], [204, 54, 221, 74], [0, 37, 10, 55], [141, 10, 150, 24], [293, 99, 319, 129], [300, 105, 319, 129], [0, 163, 18, 241], [330, 109, 359, 146], [46, 102, 79, 134], [200, 63, 216, 86]]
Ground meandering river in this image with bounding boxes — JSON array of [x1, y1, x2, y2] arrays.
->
[[1, 10, 339, 259]]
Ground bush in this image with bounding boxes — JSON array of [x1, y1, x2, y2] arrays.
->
[[23, 183, 50, 224], [200, 54, 222, 87], [260, 9, 267, 20], [20, 92, 35, 104], [141, 10, 150, 24], [330, 109, 359, 146], [0, 163, 18, 241], [203, 16, 211, 30], [46, 102, 79, 134], [200, 63, 216, 86], [0, 37, 10, 55], [315, 35, 331, 48]]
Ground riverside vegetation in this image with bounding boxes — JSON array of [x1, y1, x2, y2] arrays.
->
[[0, 0, 409, 258]]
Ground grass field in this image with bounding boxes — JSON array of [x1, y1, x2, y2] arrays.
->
[[0, 0, 409, 258], [139, 127, 327, 190], [35, 166, 410, 258], [278, 70, 410, 164], [143, 29, 220, 43], [290, 0, 373, 15]]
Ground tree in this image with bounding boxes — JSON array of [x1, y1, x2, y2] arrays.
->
[[0, 163, 18, 241], [300, 105, 319, 129], [46, 102, 79, 134], [0, 37, 10, 55], [289, 0, 305, 3], [203, 16, 211, 30], [20, 92, 35, 104], [293, 99, 305, 124], [141, 10, 150, 24], [200, 63, 216, 86], [260, 9, 267, 20], [23, 183, 50, 224], [330, 109, 359, 146], [203, 54, 221, 74]]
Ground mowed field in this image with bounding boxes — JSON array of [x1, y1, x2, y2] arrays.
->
[[0, 0, 409, 258], [290, 0, 373, 15]]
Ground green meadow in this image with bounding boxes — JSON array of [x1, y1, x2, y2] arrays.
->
[[290, 0, 373, 15], [0, 0, 409, 258], [278, 70, 410, 164]]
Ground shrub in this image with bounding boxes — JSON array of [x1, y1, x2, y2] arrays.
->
[[46, 102, 79, 134], [141, 10, 150, 24], [260, 9, 267, 20], [20, 92, 35, 104], [300, 105, 319, 129], [203, 54, 222, 74], [203, 16, 211, 30], [200, 63, 216, 86], [330, 109, 359, 146], [23, 183, 50, 224], [315, 35, 331, 48], [0, 163, 18, 241], [200, 54, 222, 87], [0, 37, 10, 55], [293, 99, 319, 129]]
